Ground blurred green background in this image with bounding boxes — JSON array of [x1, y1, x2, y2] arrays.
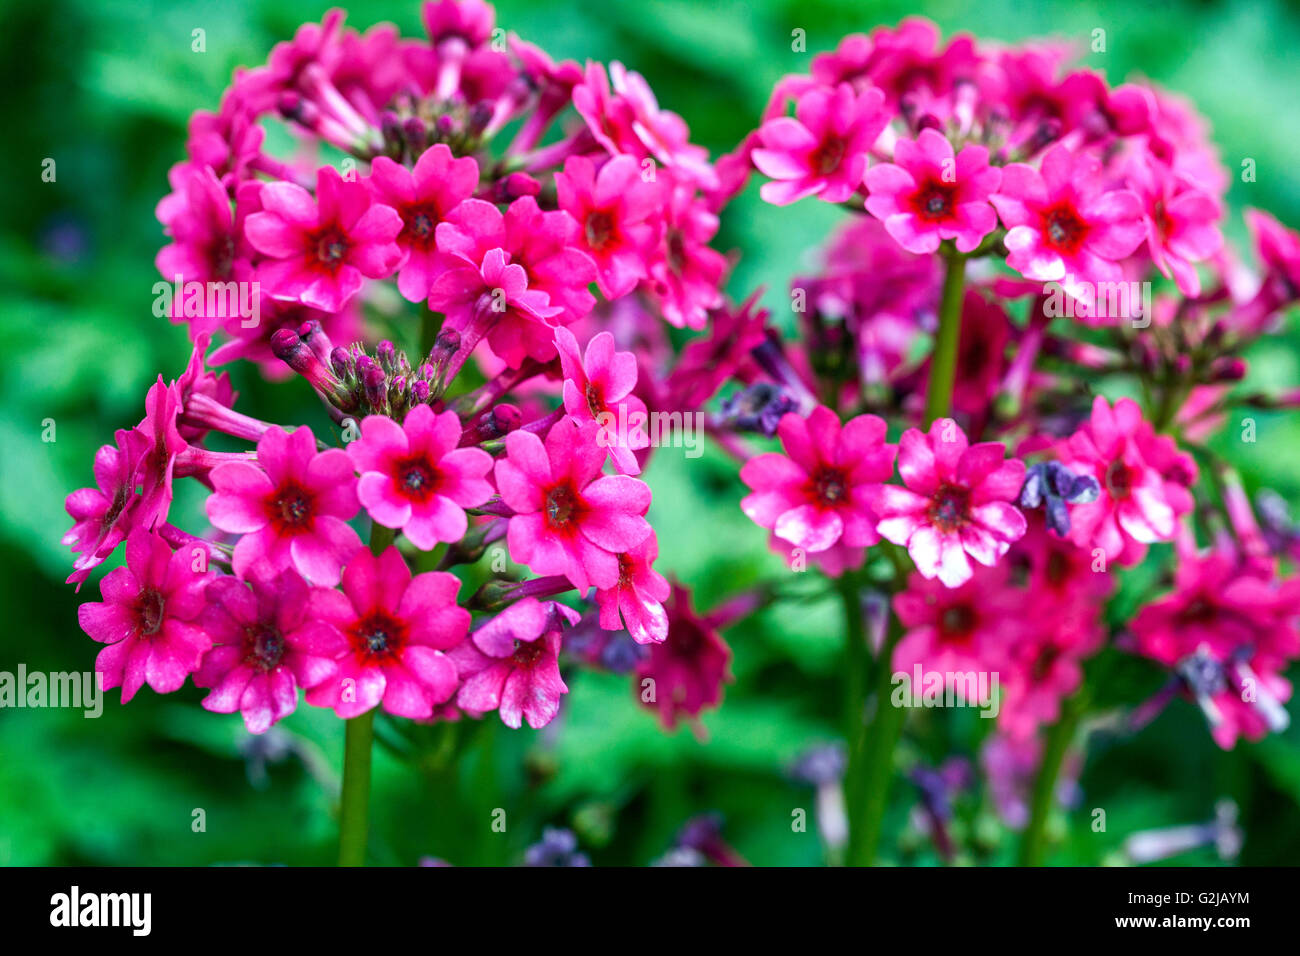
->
[[2, 0, 1300, 866]]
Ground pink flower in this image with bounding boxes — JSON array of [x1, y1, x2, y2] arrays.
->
[[864, 128, 1001, 253], [136, 377, 188, 528], [64, 428, 151, 586], [573, 61, 718, 190], [428, 242, 563, 367], [431, 197, 595, 366], [645, 173, 727, 330], [740, 406, 896, 554], [636, 584, 733, 730], [368, 145, 479, 303], [1131, 549, 1300, 748], [206, 425, 362, 586], [347, 404, 494, 549], [870, 418, 1027, 588], [990, 144, 1146, 304], [555, 326, 649, 475], [752, 83, 888, 205], [195, 566, 345, 733], [244, 165, 403, 312], [1125, 153, 1222, 296], [305, 546, 468, 718], [892, 565, 1023, 679], [555, 154, 661, 298], [1056, 396, 1182, 564], [496, 418, 653, 592], [594, 531, 670, 644], [449, 596, 579, 728], [77, 529, 213, 703]]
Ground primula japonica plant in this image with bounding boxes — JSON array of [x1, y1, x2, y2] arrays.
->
[[62, 3, 1300, 867]]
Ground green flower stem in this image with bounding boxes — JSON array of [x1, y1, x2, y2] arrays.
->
[[846, 608, 905, 866], [338, 709, 376, 867], [924, 246, 968, 427], [1017, 688, 1086, 866], [337, 523, 394, 867]]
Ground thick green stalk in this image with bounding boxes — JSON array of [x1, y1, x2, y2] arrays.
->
[[338, 709, 376, 867], [1017, 690, 1085, 866], [840, 577, 869, 863], [924, 247, 968, 426], [846, 612, 905, 866], [337, 523, 394, 867]]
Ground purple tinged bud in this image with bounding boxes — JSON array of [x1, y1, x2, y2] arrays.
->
[[467, 101, 494, 135], [403, 116, 427, 151], [362, 365, 388, 410], [1209, 356, 1248, 382], [272, 327, 346, 399], [297, 319, 334, 366], [376, 339, 396, 373], [411, 379, 431, 403], [330, 346, 351, 378]]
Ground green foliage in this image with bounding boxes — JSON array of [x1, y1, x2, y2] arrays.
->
[[2, 0, 1298, 866]]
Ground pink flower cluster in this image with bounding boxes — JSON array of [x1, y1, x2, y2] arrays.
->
[[68, 0, 752, 738]]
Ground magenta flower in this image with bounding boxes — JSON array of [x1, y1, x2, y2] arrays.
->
[[77, 529, 213, 703], [990, 144, 1146, 304], [136, 377, 188, 529], [893, 565, 1023, 681], [1125, 153, 1222, 296], [555, 154, 661, 298], [495, 418, 653, 592], [1131, 548, 1300, 748], [244, 165, 403, 312], [870, 418, 1027, 588], [206, 425, 362, 586], [1055, 396, 1182, 565], [450, 596, 579, 729], [368, 145, 479, 303], [864, 128, 1001, 254], [741, 406, 896, 554], [636, 584, 733, 730], [64, 428, 151, 586], [572, 61, 718, 190], [305, 546, 468, 719], [555, 326, 649, 475], [594, 531, 671, 644], [752, 83, 888, 205], [646, 172, 728, 330], [195, 567, 345, 733], [347, 404, 494, 550]]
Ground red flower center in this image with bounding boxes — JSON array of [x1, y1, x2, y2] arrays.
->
[[269, 482, 315, 533], [136, 588, 166, 637], [246, 625, 286, 671], [545, 484, 582, 530], [617, 552, 636, 587], [511, 638, 547, 668], [585, 381, 607, 418], [1032, 643, 1059, 680], [402, 205, 439, 250], [912, 180, 958, 221], [811, 136, 846, 176], [1104, 459, 1133, 500], [1041, 203, 1089, 254], [584, 210, 615, 251], [929, 484, 970, 532], [313, 229, 349, 270], [351, 612, 407, 661], [397, 457, 438, 502], [938, 604, 977, 640], [811, 466, 848, 506]]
